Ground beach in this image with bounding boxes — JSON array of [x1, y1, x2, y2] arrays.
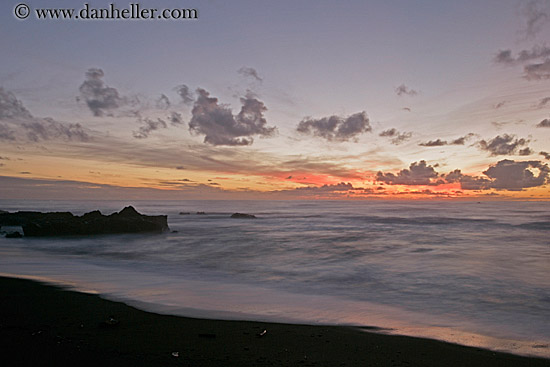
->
[[1, 276, 549, 367]]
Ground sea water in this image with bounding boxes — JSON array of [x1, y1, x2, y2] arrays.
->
[[0, 200, 548, 358]]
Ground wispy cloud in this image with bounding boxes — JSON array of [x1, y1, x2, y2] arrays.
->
[[132, 117, 168, 139], [1, 87, 90, 142], [175, 84, 194, 105], [395, 84, 418, 96], [238, 66, 263, 82], [419, 133, 474, 147], [378, 128, 412, 145]]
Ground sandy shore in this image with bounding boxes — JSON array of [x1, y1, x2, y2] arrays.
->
[[1, 276, 548, 367]]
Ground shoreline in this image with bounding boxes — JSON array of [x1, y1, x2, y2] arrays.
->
[[1, 276, 548, 366]]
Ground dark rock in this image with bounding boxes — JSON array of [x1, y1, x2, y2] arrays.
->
[[230, 213, 256, 219], [0, 206, 168, 237], [196, 212, 206, 215], [5, 231, 22, 238], [179, 212, 190, 215], [0, 210, 8, 214]]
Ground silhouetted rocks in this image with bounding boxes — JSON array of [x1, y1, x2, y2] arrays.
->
[[5, 231, 22, 238], [179, 212, 190, 215], [196, 212, 206, 215], [230, 213, 256, 219], [0, 206, 168, 237]]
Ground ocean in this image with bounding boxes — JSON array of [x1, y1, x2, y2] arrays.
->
[[0, 199, 548, 358]]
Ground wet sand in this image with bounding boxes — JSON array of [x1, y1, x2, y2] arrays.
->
[[1, 276, 549, 366]]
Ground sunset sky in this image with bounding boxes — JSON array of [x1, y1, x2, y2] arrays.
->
[[1, 0, 549, 200]]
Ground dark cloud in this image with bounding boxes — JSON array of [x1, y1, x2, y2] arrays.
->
[[238, 67, 263, 82], [380, 159, 549, 191], [395, 84, 418, 96], [419, 139, 447, 147], [156, 94, 170, 110], [419, 134, 474, 147], [132, 117, 168, 139], [378, 128, 412, 145], [189, 88, 276, 146], [376, 161, 443, 186], [175, 84, 194, 105], [0, 87, 33, 120], [444, 170, 492, 190], [524, 58, 550, 80], [494, 46, 550, 65], [78, 68, 123, 117], [483, 159, 549, 191], [0, 122, 16, 141], [168, 111, 183, 125], [296, 112, 371, 142], [540, 151, 550, 159], [521, 0, 550, 38], [518, 147, 534, 156], [536, 118, 550, 127], [477, 134, 530, 156]]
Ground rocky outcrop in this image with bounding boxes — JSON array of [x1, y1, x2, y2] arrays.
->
[[0, 206, 168, 237], [230, 213, 256, 219]]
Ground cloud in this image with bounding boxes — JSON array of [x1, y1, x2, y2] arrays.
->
[[378, 128, 412, 145], [189, 88, 276, 146], [494, 46, 550, 65], [535, 96, 550, 108], [0, 88, 90, 142], [444, 170, 492, 190], [156, 94, 170, 110], [494, 101, 507, 109], [175, 84, 194, 105], [132, 117, 168, 139], [78, 68, 123, 117], [477, 134, 530, 156], [521, 0, 550, 38], [0, 123, 16, 141], [22, 118, 89, 142], [419, 139, 447, 147], [238, 67, 263, 82], [168, 111, 183, 125], [419, 134, 474, 147], [0, 87, 33, 120], [536, 118, 550, 127], [380, 159, 549, 191], [296, 112, 371, 142], [483, 159, 549, 191], [376, 161, 443, 186], [395, 84, 418, 96], [524, 58, 550, 80]]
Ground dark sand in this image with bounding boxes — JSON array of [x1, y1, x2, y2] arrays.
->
[[1, 276, 549, 367]]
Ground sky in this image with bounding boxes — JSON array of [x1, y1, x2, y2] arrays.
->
[[0, 0, 549, 200]]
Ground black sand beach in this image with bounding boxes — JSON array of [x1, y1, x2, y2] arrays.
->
[[1, 276, 548, 367]]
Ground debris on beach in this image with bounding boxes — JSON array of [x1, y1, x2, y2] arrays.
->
[[258, 329, 267, 337], [101, 316, 120, 328], [171, 351, 179, 357]]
